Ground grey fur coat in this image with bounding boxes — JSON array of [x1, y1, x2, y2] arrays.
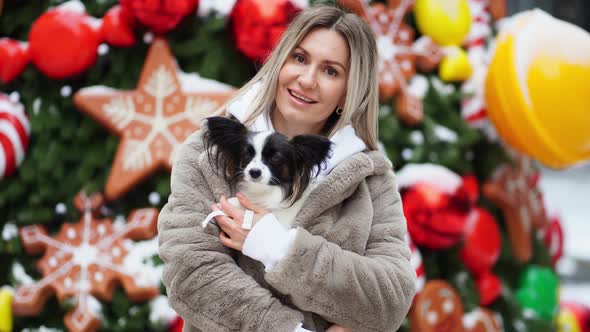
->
[[158, 131, 416, 332]]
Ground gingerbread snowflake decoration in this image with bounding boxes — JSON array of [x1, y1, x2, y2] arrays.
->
[[483, 153, 548, 262], [339, 0, 443, 125], [12, 193, 160, 332], [74, 38, 236, 200]]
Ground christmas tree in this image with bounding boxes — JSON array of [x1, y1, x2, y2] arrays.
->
[[2, 0, 590, 331]]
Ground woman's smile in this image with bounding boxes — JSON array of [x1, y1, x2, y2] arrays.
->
[[287, 88, 317, 106]]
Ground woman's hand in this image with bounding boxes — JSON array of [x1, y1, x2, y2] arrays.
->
[[212, 192, 269, 252], [326, 325, 352, 332]]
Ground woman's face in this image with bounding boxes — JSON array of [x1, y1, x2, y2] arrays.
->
[[274, 28, 350, 135]]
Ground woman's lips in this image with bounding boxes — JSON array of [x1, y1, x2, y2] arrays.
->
[[288, 89, 317, 104]]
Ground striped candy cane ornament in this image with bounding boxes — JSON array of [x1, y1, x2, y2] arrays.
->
[[461, 0, 494, 127], [0, 94, 30, 178]]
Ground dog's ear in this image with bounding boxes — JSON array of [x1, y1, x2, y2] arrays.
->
[[285, 135, 332, 204], [203, 116, 248, 182], [204, 116, 247, 145], [290, 135, 333, 175], [203, 116, 248, 153]]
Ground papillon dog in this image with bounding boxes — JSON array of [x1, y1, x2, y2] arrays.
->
[[202, 116, 332, 228]]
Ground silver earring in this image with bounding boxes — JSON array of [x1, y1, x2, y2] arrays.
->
[[336, 106, 343, 115]]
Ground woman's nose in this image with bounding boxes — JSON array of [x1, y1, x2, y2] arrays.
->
[[297, 66, 317, 90]]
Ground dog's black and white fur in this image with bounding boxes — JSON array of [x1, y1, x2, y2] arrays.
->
[[203, 116, 332, 227]]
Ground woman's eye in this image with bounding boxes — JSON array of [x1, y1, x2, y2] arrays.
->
[[293, 53, 305, 63], [325, 67, 338, 76]]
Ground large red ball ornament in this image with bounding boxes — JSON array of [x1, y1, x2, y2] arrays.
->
[[102, 5, 137, 47], [28, 8, 101, 79], [460, 208, 501, 275], [120, 0, 199, 34], [230, 0, 302, 61], [0, 39, 29, 83]]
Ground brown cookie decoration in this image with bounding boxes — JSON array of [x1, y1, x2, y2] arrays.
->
[[410, 280, 464, 332], [410, 280, 503, 332], [483, 154, 548, 262], [74, 38, 236, 200], [338, 0, 443, 126]]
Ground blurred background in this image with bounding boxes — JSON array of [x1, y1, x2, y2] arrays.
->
[[1, 0, 589, 331]]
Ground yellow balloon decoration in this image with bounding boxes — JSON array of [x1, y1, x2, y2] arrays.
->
[[485, 9, 590, 168], [414, 0, 472, 46], [439, 46, 473, 82], [0, 289, 12, 332]]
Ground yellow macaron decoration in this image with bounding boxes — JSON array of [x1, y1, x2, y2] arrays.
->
[[485, 9, 590, 168], [439, 46, 473, 81]]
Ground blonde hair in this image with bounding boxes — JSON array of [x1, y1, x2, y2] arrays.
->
[[216, 4, 380, 150]]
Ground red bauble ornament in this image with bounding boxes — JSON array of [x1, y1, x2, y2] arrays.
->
[[0, 39, 29, 84], [402, 183, 469, 249], [120, 0, 199, 34], [28, 7, 101, 79], [475, 271, 502, 306], [230, 0, 302, 61], [168, 316, 184, 332], [460, 208, 502, 305], [102, 5, 137, 47], [460, 208, 501, 275]]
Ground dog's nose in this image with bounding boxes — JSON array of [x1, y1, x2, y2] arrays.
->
[[249, 169, 261, 179]]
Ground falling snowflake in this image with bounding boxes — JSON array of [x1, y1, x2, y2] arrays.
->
[[12, 192, 160, 332]]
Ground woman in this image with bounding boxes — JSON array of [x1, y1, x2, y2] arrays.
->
[[158, 4, 416, 332]]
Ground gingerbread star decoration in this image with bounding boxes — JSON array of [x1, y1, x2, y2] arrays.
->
[[410, 280, 502, 332], [74, 38, 236, 200], [483, 154, 548, 262], [12, 192, 160, 332], [338, 0, 443, 126]]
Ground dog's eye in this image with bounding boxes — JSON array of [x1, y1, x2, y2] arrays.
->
[[245, 145, 255, 156], [270, 155, 282, 164]]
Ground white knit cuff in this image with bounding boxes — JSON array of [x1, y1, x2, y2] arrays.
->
[[242, 213, 297, 273]]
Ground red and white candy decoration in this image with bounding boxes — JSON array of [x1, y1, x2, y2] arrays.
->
[[540, 215, 565, 267], [460, 0, 494, 128], [0, 94, 30, 179]]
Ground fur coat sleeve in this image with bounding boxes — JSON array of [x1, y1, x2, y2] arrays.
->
[[157, 132, 304, 331], [263, 161, 416, 332]]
